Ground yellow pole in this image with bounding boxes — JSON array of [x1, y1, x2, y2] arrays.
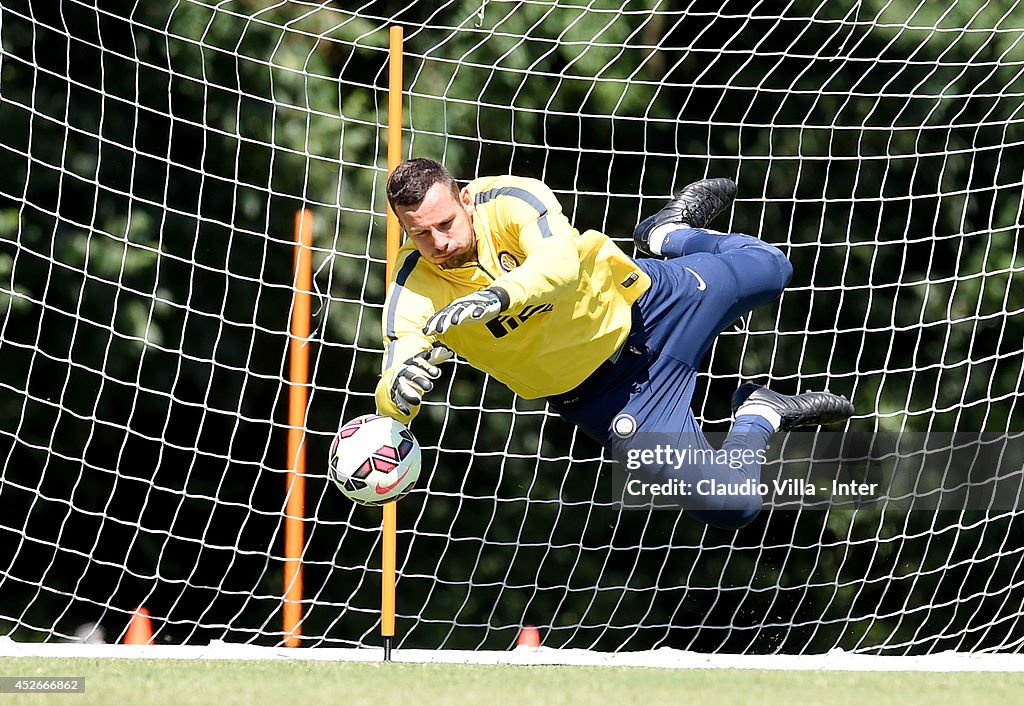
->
[[382, 24, 403, 662], [284, 208, 314, 647]]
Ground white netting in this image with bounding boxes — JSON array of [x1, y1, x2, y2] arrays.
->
[[0, 0, 1022, 654]]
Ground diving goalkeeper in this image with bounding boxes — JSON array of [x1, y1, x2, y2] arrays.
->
[[375, 158, 853, 529]]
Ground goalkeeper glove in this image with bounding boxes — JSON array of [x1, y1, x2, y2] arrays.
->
[[422, 288, 509, 336], [390, 345, 455, 416]]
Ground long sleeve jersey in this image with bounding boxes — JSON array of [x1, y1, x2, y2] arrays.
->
[[375, 175, 651, 423]]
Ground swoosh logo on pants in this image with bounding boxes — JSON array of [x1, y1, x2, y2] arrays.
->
[[684, 266, 707, 291]]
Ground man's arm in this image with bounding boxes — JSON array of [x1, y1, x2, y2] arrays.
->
[[376, 344, 454, 423], [485, 178, 580, 311], [375, 254, 453, 423], [488, 235, 579, 312], [424, 178, 581, 335]]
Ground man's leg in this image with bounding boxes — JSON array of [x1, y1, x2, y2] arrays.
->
[[608, 354, 852, 530], [602, 263, 774, 531], [611, 178, 853, 529], [633, 177, 737, 257], [608, 355, 773, 531], [632, 177, 793, 362], [551, 260, 852, 529], [633, 246, 790, 369]]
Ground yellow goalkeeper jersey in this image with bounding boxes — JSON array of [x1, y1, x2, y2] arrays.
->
[[376, 174, 651, 423]]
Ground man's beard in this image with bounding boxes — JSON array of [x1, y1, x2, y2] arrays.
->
[[438, 246, 476, 269]]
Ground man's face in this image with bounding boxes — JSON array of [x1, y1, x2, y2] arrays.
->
[[394, 182, 477, 269]]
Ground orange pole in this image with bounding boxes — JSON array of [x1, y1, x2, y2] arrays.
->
[[284, 208, 313, 647], [382, 24, 403, 660]]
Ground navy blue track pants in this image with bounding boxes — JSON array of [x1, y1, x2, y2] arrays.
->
[[548, 229, 793, 529]]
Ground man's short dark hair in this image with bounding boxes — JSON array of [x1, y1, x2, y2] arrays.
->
[[386, 158, 459, 210]]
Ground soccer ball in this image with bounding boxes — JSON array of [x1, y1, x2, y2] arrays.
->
[[328, 414, 421, 506]]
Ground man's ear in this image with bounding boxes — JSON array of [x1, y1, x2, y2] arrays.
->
[[392, 208, 407, 233], [460, 186, 473, 210]]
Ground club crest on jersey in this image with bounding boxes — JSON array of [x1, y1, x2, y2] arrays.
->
[[498, 251, 520, 272]]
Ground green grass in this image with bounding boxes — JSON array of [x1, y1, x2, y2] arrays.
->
[[1, 657, 1023, 705]]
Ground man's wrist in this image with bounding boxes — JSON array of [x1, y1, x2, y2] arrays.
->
[[487, 286, 510, 311], [374, 371, 414, 424]]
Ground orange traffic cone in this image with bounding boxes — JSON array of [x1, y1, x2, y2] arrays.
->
[[516, 625, 541, 649], [124, 606, 154, 645]]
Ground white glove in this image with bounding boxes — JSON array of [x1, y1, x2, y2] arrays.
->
[[422, 288, 508, 336], [390, 345, 455, 415]]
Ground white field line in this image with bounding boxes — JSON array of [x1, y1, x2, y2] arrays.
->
[[2, 639, 1024, 671]]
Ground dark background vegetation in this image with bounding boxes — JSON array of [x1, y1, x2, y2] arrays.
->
[[0, 0, 1021, 654]]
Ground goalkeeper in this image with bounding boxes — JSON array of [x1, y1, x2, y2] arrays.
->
[[376, 158, 853, 529]]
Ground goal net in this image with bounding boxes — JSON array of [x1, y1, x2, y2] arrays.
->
[[1, 0, 1022, 655]]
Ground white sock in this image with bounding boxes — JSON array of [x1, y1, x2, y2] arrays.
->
[[649, 224, 726, 255], [646, 223, 677, 256], [736, 403, 782, 432]]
